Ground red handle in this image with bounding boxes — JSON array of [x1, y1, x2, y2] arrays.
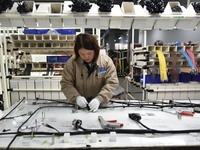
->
[[180, 112, 193, 116]]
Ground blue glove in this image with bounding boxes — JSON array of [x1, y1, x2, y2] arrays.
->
[[89, 98, 101, 112], [76, 96, 88, 108]]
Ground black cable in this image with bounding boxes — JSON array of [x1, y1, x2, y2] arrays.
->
[[109, 99, 200, 108], [35, 98, 74, 105], [0, 97, 25, 121], [6, 134, 18, 150], [13, 128, 200, 136], [2, 112, 32, 120], [0, 132, 18, 135], [137, 120, 153, 131], [4, 100, 200, 149], [43, 123, 60, 133]]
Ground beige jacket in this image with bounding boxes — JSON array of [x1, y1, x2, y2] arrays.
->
[[60, 53, 119, 104]]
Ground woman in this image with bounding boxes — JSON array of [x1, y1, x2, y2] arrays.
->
[[60, 33, 119, 112]]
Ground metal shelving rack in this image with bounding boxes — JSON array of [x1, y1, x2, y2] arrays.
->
[[131, 45, 200, 101]]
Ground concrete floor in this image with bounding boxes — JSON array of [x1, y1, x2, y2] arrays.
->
[[118, 76, 143, 100]]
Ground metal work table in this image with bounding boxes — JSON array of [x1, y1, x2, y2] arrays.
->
[[0, 98, 200, 150]]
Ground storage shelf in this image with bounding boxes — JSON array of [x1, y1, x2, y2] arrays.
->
[[11, 34, 75, 50], [133, 45, 200, 69], [13, 89, 61, 92], [17, 48, 74, 51], [1, 2, 200, 30], [20, 68, 63, 71]]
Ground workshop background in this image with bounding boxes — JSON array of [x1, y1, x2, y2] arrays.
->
[[0, 0, 200, 149], [0, 0, 200, 110]]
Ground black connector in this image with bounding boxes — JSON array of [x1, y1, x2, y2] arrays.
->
[[7, 89, 13, 92], [129, 113, 141, 121], [147, 89, 154, 92], [72, 119, 82, 129]]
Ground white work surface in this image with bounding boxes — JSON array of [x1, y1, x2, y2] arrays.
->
[[1, 99, 200, 149]]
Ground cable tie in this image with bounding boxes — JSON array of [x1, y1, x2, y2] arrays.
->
[[6, 75, 12, 79], [7, 89, 13, 92]]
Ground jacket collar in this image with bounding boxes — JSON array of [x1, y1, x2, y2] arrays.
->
[[76, 54, 101, 67]]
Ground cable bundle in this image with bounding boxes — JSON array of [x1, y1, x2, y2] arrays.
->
[[155, 50, 168, 81], [171, 6, 182, 12], [17, 1, 32, 14], [192, 2, 200, 13], [0, 0, 14, 14], [96, 0, 114, 12], [69, 0, 92, 12], [178, 49, 196, 72], [185, 49, 198, 73], [144, 0, 164, 14]]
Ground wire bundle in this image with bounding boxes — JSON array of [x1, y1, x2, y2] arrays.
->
[[17, 2, 32, 14], [96, 0, 114, 12], [185, 49, 198, 73], [178, 49, 196, 72], [69, 0, 92, 12], [0, 0, 13, 14], [171, 6, 182, 12], [144, 0, 165, 14], [192, 2, 200, 13], [155, 50, 168, 81]]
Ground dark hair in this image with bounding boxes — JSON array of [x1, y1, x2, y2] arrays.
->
[[74, 33, 100, 62]]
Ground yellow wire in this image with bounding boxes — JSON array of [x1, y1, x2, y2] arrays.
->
[[156, 50, 168, 81], [118, 58, 122, 70]]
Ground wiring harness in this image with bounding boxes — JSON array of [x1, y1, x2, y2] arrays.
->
[[192, 2, 200, 13], [2, 98, 200, 150], [69, 0, 92, 12], [96, 0, 113, 12], [144, 0, 164, 14], [0, 0, 13, 14]]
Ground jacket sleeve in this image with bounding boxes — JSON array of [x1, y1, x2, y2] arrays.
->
[[96, 57, 119, 104], [60, 59, 80, 103]]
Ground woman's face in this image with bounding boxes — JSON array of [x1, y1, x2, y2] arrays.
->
[[78, 48, 95, 63]]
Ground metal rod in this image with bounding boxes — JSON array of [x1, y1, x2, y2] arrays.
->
[[147, 88, 200, 92], [0, 28, 9, 109], [13, 89, 61, 92], [12, 76, 62, 78]]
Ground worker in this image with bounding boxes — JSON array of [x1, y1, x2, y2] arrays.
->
[[60, 33, 119, 112]]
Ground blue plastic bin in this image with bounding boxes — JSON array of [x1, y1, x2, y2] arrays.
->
[[191, 73, 200, 82], [36, 29, 49, 35], [179, 73, 191, 82], [62, 29, 76, 35], [24, 29, 37, 34], [57, 56, 71, 63], [47, 56, 58, 63], [140, 74, 170, 85]]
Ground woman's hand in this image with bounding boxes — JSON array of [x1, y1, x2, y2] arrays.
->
[[76, 96, 88, 108], [89, 98, 101, 112]]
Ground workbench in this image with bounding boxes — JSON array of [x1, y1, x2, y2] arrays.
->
[[0, 98, 200, 150]]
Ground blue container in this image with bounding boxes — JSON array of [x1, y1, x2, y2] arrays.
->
[[191, 73, 200, 82], [179, 73, 191, 82], [61, 29, 76, 35], [140, 75, 151, 84], [47, 56, 58, 63], [55, 29, 76, 35], [140, 74, 170, 85], [24, 29, 37, 34], [55, 29, 62, 34], [154, 75, 163, 83], [36, 29, 49, 35], [57, 56, 71, 63]]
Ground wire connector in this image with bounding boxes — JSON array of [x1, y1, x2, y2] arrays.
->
[[72, 119, 82, 129], [129, 113, 141, 121]]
